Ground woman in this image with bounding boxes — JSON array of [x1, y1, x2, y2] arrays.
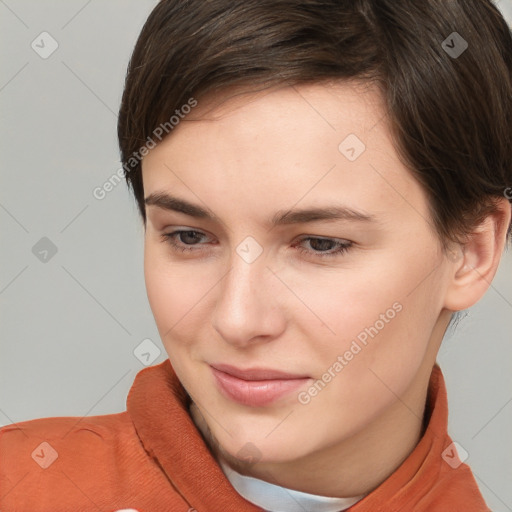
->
[[2, 0, 511, 510]]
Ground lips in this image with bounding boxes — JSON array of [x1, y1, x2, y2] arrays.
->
[[210, 363, 310, 381], [210, 363, 311, 407]]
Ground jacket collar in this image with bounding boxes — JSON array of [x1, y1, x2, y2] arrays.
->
[[349, 362, 448, 510], [126, 359, 262, 510]]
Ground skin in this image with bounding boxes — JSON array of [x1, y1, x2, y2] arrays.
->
[[141, 81, 511, 498]]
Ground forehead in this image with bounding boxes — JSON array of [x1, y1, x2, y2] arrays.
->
[[185, 80, 386, 131], [143, 81, 393, 177], [141, 81, 429, 232]]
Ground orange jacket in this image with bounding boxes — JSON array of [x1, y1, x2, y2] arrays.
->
[[0, 360, 490, 512]]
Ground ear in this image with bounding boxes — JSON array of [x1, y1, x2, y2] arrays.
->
[[443, 197, 511, 312]]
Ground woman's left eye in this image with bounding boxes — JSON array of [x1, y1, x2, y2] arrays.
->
[[160, 230, 353, 258], [294, 236, 353, 258]]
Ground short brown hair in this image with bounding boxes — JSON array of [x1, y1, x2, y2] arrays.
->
[[117, 0, 512, 246]]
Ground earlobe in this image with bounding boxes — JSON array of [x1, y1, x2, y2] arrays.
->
[[443, 198, 511, 312]]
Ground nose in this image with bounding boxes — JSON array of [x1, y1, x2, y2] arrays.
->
[[212, 250, 286, 349]]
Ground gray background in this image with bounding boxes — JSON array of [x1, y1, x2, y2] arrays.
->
[[0, 0, 511, 509]]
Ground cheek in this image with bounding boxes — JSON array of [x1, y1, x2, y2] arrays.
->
[[299, 251, 445, 418], [277, 259, 411, 360], [143, 243, 207, 344], [304, 300, 433, 443]]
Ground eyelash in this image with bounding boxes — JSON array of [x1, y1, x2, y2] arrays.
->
[[159, 230, 353, 259]]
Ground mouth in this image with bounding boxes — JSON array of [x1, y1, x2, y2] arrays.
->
[[209, 363, 312, 407]]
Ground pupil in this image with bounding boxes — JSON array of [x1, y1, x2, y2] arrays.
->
[[311, 238, 334, 252], [182, 231, 200, 244]]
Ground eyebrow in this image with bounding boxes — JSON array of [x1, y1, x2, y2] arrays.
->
[[144, 192, 376, 227]]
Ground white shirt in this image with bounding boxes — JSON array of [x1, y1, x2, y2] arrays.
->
[[219, 459, 366, 512]]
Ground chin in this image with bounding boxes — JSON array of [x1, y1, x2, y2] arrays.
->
[[212, 424, 317, 466]]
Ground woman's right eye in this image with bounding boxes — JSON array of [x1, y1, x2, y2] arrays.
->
[[160, 230, 210, 253]]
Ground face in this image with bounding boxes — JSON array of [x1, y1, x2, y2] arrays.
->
[[141, 81, 453, 466]]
